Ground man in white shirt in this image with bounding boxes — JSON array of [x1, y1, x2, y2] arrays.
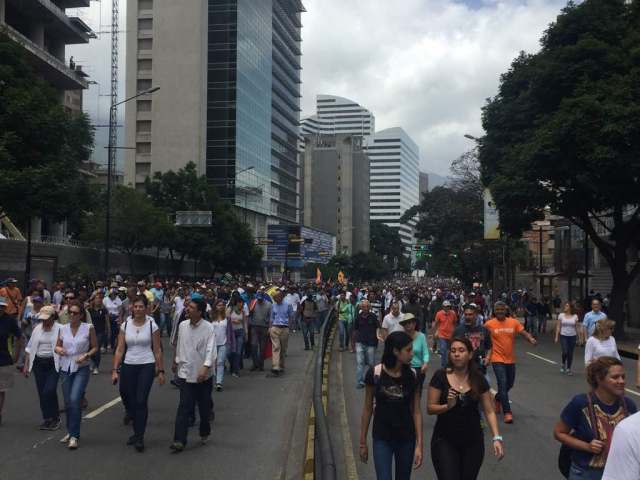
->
[[170, 297, 216, 452], [379, 302, 404, 340], [602, 411, 640, 480], [284, 287, 301, 332]]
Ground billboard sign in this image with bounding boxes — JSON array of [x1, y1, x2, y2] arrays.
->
[[483, 189, 500, 240]]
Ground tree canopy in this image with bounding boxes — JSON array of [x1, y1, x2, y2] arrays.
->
[[479, 0, 640, 333], [0, 39, 94, 228]]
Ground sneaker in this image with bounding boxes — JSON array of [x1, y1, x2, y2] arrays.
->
[[356, 383, 365, 389], [560, 367, 566, 374], [92, 368, 99, 375], [266, 370, 281, 378], [68, 437, 78, 449], [134, 438, 144, 452], [566, 370, 573, 376], [215, 384, 223, 392], [60, 433, 70, 443], [504, 412, 514, 424], [39, 420, 49, 430], [47, 418, 61, 431], [127, 435, 138, 446], [170, 442, 185, 453], [200, 436, 209, 445], [100, 347, 106, 354], [231, 373, 239, 378]]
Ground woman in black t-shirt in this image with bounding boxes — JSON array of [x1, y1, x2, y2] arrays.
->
[[359, 331, 423, 480], [427, 337, 504, 480]]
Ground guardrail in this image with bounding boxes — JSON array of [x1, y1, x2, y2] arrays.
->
[[312, 307, 337, 480]]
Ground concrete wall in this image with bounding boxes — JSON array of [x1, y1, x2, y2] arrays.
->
[[0, 239, 197, 288]]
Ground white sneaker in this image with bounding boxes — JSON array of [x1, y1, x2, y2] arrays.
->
[[92, 368, 99, 375], [68, 437, 78, 449], [60, 433, 70, 443]]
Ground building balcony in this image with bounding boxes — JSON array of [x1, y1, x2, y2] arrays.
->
[[6, 0, 94, 44], [1, 24, 88, 90]]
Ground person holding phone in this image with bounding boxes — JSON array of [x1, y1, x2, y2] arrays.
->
[[111, 295, 164, 452], [427, 337, 504, 480]]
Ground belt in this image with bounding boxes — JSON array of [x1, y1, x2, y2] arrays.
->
[[272, 325, 289, 328]]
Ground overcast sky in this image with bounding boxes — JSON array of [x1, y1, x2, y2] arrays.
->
[[69, 0, 566, 175]]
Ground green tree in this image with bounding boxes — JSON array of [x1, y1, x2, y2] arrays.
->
[[145, 163, 262, 276], [479, 0, 640, 334], [0, 39, 94, 230], [80, 186, 170, 274], [370, 221, 405, 264]]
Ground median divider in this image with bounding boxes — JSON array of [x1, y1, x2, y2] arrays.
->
[[303, 308, 337, 480]]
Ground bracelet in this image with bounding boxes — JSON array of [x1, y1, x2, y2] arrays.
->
[[493, 435, 503, 442]]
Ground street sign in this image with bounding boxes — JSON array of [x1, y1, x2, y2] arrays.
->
[[175, 211, 212, 227]]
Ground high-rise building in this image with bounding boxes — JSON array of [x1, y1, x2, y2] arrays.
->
[[301, 133, 369, 255], [124, 0, 304, 235], [419, 171, 429, 199], [301, 94, 375, 137], [366, 127, 420, 253], [0, 0, 93, 113]]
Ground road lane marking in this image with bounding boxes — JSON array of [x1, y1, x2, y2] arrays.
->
[[625, 388, 640, 397], [83, 396, 121, 419], [527, 352, 558, 365], [336, 350, 359, 480], [32, 435, 55, 449]]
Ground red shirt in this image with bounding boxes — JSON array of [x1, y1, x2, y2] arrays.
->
[[434, 309, 457, 340]]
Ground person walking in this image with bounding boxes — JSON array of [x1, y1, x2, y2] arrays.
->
[[227, 296, 247, 377], [583, 299, 607, 339], [353, 299, 379, 389], [268, 291, 292, 378], [249, 292, 272, 372], [484, 301, 537, 424], [55, 301, 98, 449], [453, 304, 492, 377], [0, 295, 22, 426], [300, 292, 317, 350], [103, 288, 122, 352], [554, 356, 637, 480], [555, 301, 579, 375], [380, 301, 405, 340], [337, 291, 355, 351], [170, 296, 217, 453], [585, 320, 620, 366], [602, 411, 640, 480], [210, 299, 233, 391], [432, 300, 458, 368], [22, 305, 61, 430], [87, 292, 109, 375], [359, 331, 423, 480], [111, 295, 165, 452], [400, 313, 429, 392], [427, 337, 504, 480]]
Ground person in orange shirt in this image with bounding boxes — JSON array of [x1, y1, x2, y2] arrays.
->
[[0, 278, 23, 319], [432, 300, 458, 368], [485, 301, 537, 424]]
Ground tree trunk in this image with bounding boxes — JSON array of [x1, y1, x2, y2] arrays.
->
[[608, 260, 630, 339]]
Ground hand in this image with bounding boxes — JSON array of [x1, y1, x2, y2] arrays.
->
[[493, 440, 505, 459], [554, 337, 559, 344], [420, 364, 429, 374], [413, 447, 423, 469], [23, 366, 30, 378], [446, 388, 458, 410], [172, 362, 177, 374], [359, 443, 368, 463], [588, 439, 605, 454], [111, 370, 119, 384], [76, 353, 87, 364], [56, 347, 67, 356], [157, 372, 166, 386], [529, 337, 538, 345], [196, 366, 209, 383]]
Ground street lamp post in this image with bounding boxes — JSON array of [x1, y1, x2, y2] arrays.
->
[[104, 86, 159, 276]]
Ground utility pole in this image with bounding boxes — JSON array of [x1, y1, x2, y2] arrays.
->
[[584, 233, 589, 301], [539, 226, 544, 299]]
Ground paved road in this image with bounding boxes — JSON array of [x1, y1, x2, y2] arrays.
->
[[0, 333, 314, 480], [332, 326, 640, 480]]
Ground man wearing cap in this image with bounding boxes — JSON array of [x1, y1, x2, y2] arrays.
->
[[0, 279, 23, 319], [0, 296, 22, 424], [249, 292, 272, 371], [432, 300, 458, 368]]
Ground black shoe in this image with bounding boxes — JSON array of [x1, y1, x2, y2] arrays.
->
[[46, 418, 61, 431], [170, 442, 185, 453], [38, 420, 49, 430], [250, 366, 259, 372], [127, 435, 138, 446], [266, 370, 281, 378], [135, 439, 145, 452], [304, 346, 310, 351]]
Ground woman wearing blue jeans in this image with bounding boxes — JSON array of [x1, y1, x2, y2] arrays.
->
[[55, 302, 98, 450], [555, 302, 578, 375], [227, 297, 247, 377], [359, 331, 423, 480]]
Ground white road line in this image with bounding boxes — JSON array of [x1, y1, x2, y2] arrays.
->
[[526, 352, 558, 365], [83, 396, 122, 419], [625, 388, 640, 397]]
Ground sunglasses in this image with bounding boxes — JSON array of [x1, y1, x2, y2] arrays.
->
[[70, 310, 81, 315]]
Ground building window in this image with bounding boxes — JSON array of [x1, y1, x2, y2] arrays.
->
[[137, 99, 152, 112], [137, 59, 152, 73], [138, 0, 153, 10], [136, 142, 151, 154], [137, 79, 152, 91], [138, 18, 153, 31], [138, 38, 153, 51]]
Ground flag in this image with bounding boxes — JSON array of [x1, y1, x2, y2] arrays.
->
[[315, 267, 322, 285]]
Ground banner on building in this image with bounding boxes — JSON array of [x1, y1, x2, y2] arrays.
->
[[483, 189, 500, 240]]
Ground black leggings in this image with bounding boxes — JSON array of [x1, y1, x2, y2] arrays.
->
[[119, 362, 155, 439], [431, 435, 484, 480]]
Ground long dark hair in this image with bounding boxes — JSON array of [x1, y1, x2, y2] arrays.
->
[[447, 336, 485, 400], [381, 331, 413, 369]]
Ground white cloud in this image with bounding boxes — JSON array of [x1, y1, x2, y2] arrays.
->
[[301, 0, 565, 175]]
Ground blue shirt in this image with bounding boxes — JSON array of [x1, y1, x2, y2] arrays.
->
[[583, 311, 607, 337], [149, 288, 164, 302], [271, 302, 292, 327]]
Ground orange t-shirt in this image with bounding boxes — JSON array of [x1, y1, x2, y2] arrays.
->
[[434, 309, 458, 340], [0, 286, 22, 316], [485, 317, 524, 364]]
